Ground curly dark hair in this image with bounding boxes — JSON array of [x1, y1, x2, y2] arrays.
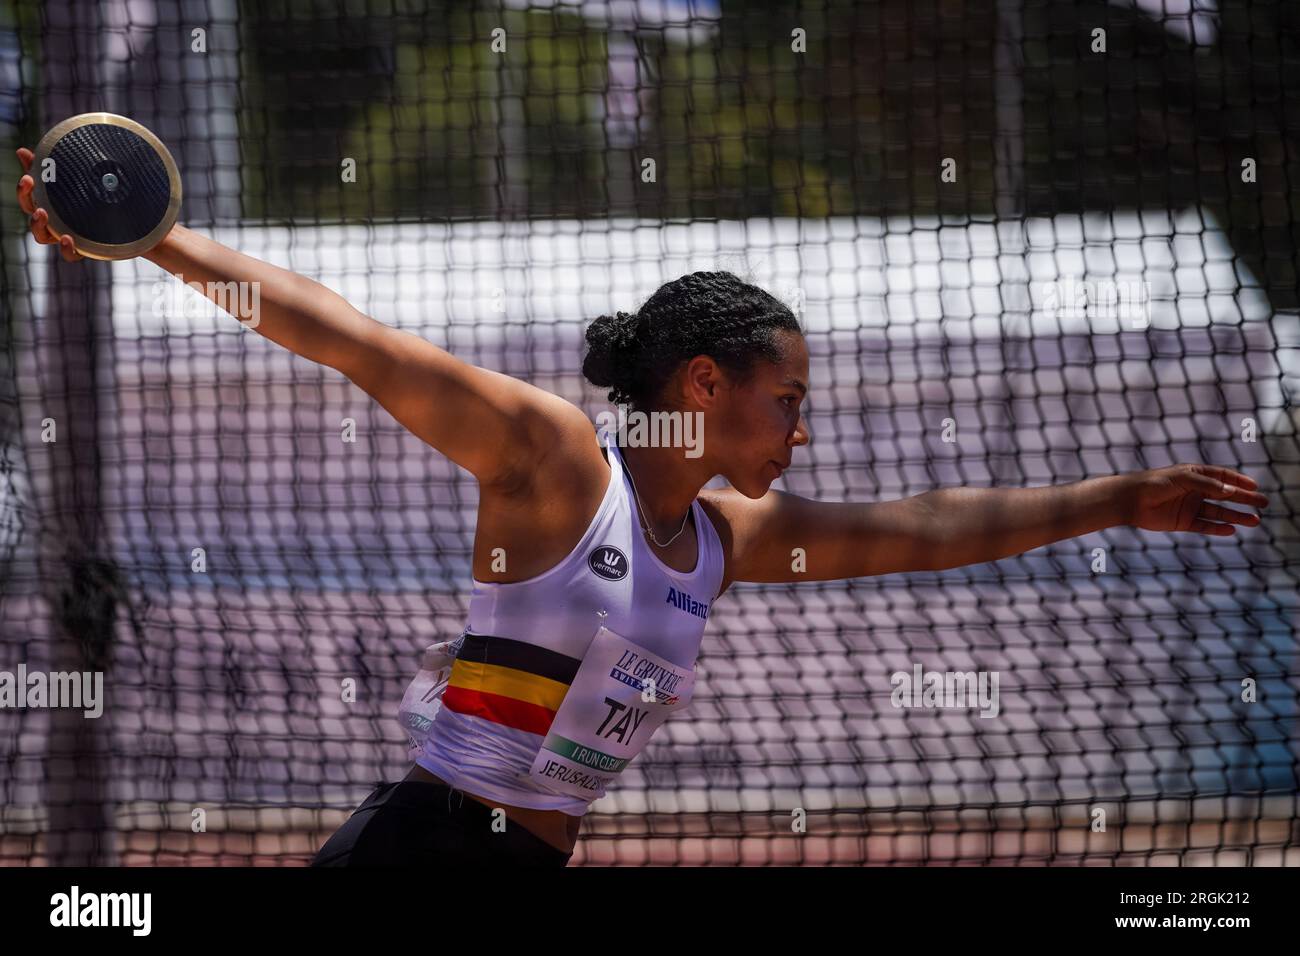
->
[[582, 271, 803, 409]]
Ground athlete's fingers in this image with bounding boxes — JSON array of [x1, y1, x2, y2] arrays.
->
[[58, 234, 83, 262], [1187, 518, 1236, 536], [1183, 471, 1268, 509], [1187, 465, 1268, 508], [1196, 464, 1259, 490], [29, 207, 56, 244], [1197, 502, 1260, 527], [16, 147, 33, 173], [27, 204, 83, 261], [16, 174, 36, 216], [1210, 479, 1268, 509]]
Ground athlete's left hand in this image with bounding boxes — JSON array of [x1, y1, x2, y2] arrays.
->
[[1126, 464, 1268, 535]]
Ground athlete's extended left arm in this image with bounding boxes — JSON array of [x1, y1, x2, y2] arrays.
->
[[714, 463, 1268, 583], [910, 463, 1267, 570]]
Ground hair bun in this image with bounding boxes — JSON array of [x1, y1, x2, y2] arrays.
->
[[581, 310, 640, 392], [608, 310, 639, 350]]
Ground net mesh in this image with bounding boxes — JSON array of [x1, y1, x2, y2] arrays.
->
[[1, 0, 1298, 865]]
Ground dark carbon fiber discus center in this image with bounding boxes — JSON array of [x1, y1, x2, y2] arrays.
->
[[45, 123, 172, 245]]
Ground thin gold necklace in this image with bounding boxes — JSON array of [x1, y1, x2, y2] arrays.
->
[[621, 450, 691, 548]]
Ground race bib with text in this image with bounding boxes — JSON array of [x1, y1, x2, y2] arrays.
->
[[527, 624, 696, 800]]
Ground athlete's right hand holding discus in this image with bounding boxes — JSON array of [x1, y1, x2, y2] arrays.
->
[[17, 148, 84, 262]]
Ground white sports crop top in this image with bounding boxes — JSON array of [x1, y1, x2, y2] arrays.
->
[[396, 431, 726, 815]]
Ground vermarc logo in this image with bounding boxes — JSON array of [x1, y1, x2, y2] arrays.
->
[[588, 546, 628, 581]]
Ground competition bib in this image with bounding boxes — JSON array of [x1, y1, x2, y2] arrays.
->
[[527, 623, 696, 800]]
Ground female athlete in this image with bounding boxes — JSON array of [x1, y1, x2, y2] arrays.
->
[[17, 148, 1268, 867]]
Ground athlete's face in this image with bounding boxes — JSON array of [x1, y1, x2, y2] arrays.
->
[[711, 329, 810, 498]]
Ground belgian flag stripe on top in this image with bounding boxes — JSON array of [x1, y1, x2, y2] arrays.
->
[[442, 632, 584, 736]]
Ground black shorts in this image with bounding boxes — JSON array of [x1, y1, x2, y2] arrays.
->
[[311, 779, 574, 867]]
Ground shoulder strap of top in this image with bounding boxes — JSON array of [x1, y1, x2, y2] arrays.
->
[[691, 497, 727, 602]]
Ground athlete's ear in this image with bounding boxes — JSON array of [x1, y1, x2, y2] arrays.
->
[[681, 354, 723, 406]]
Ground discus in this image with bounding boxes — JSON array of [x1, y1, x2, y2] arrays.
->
[[30, 112, 181, 261]]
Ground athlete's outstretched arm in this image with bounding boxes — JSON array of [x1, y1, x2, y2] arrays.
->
[[143, 225, 583, 488], [16, 149, 584, 489], [705, 464, 1268, 586]]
